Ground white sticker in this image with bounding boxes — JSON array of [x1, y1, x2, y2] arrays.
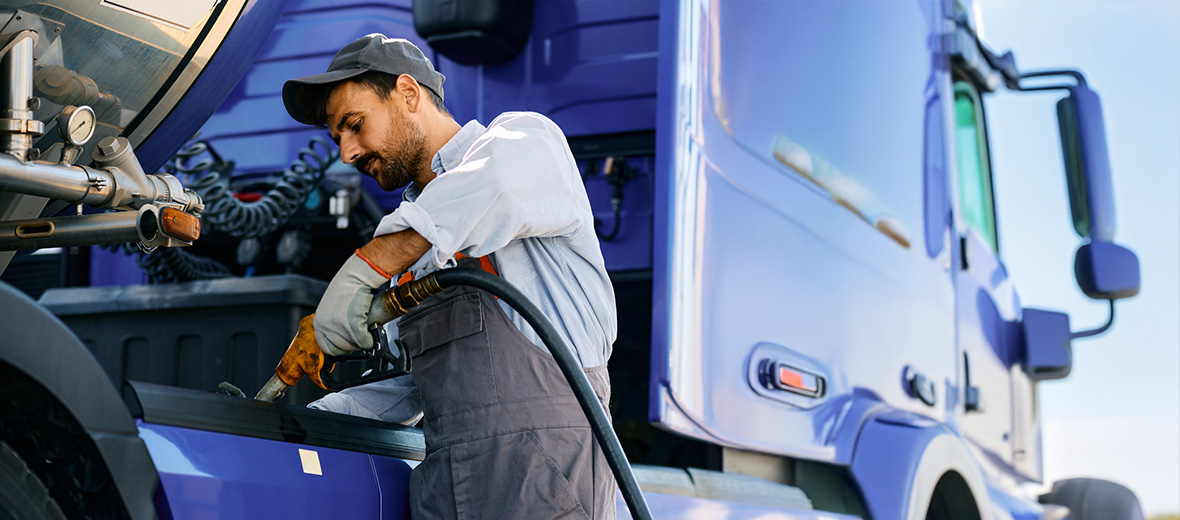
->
[[298, 449, 322, 476]]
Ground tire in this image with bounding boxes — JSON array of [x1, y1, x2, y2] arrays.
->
[[0, 440, 67, 520], [1040, 477, 1145, 520]]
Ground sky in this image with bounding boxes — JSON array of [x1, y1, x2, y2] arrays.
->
[[979, 0, 1180, 516]]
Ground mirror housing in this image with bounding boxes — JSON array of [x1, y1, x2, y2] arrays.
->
[[1074, 240, 1141, 300], [1057, 85, 1116, 241], [1022, 308, 1072, 381]]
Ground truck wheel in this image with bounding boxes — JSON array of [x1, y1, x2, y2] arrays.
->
[[0, 440, 67, 520], [1040, 478, 1144, 520]]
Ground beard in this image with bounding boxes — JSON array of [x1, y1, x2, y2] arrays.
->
[[357, 114, 430, 191]]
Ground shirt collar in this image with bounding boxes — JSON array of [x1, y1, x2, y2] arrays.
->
[[405, 119, 486, 202]]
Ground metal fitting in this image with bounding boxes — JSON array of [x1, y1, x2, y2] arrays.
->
[[381, 275, 443, 319]]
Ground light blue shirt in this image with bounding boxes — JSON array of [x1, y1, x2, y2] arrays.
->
[[310, 112, 616, 422], [375, 112, 617, 368]]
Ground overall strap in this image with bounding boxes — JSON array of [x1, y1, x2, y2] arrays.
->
[[397, 253, 498, 286]]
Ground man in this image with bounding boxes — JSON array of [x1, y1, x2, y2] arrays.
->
[[282, 34, 618, 519]]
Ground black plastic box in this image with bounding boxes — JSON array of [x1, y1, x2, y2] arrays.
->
[[39, 275, 332, 406]]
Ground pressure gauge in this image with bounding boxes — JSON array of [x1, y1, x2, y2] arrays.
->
[[57, 105, 96, 146]]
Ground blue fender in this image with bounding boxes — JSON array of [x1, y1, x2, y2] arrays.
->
[[850, 411, 992, 520]]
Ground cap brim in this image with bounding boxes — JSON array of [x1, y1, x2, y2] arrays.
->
[[282, 68, 369, 125]]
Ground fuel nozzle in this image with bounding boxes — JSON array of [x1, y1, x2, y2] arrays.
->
[[255, 314, 327, 402]]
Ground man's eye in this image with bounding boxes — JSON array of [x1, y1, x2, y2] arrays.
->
[[351, 118, 362, 132]]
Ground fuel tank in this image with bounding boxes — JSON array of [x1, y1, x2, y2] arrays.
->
[[0, 0, 288, 172]]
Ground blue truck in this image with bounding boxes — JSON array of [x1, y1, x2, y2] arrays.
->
[[0, 0, 1145, 518]]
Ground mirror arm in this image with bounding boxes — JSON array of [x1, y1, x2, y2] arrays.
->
[[1070, 299, 1115, 340], [1012, 69, 1087, 92]]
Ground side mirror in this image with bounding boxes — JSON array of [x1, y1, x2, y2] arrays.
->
[[1075, 240, 1140, 300], [1057, 84, 1116, 241], [1057, 85, 1141, 301], [1022, 308, 1072, 381]]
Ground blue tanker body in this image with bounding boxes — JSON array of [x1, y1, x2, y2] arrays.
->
[[0, 0, 1144, 519]]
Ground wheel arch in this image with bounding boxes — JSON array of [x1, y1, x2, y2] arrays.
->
[[0, 281, 159, 520], [850, 411, 991, 520]]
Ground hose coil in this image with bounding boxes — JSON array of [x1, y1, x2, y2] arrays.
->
[[137, 246, 233, 284], [170, 136, 339, 238], [101, 135, 341, 283]]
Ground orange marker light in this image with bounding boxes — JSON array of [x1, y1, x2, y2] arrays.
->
[[777, 364, 821, 395], [160, 207, 201, 242], [778, 366, 805, 389]]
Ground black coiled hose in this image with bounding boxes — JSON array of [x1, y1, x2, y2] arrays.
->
[[105, 135, 341, 283], [96, 241, 233, 284], [171, 136, 339, 238], [408, 268, 653, 520], [138, 246, 233, 284]]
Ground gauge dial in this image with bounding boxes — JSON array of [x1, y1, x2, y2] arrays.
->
[[57, 105, 97, 146]]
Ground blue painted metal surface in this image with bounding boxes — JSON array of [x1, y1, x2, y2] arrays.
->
[[371, 455, 418, 518], [1073, 239, 1141, 299], [847, 411, 1032, 520], [1021, 308, 1073, 379], [138, 420, 414, 519], [850, 413, 949, 519], [613, 491, 861, 520], [956, 225, 1023, 475], [443, 0, 659, 136], [651, 0, 955, 464]]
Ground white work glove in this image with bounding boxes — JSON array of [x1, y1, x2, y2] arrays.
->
[[314, 251, 393, 356]]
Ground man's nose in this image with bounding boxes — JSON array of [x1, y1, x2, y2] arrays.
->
[[340, 137, 361, 164]]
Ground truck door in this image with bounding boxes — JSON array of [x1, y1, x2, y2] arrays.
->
[[951, 79, 1022, 468], [649, 0, 956, 462]]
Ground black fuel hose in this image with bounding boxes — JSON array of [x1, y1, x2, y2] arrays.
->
[[412, 268, 653, 520]]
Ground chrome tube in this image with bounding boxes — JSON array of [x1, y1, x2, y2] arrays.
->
[[0, 153, 115, 205], [1, 34, 37, 160], [0, 204, 158, 251], [0, 149, 202, 213]]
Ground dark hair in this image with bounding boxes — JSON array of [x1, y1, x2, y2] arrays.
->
[[306, 71, 451, 127]]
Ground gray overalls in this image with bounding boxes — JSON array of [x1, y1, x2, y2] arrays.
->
[[399, 258, 616, 519]]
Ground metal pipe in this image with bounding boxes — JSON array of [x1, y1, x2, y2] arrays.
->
[[1, 34, 38, 160], [0, 150, 202, 214], [0, 153, 115, 205], [0, 204, 158, 251]]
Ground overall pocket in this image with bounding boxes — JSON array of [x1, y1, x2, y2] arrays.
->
[[399, 291, 498, 418]]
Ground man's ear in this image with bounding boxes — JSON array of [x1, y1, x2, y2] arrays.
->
[[396, 74, 422, 113]]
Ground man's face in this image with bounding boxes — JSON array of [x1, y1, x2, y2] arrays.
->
[[326, 81, 429, 191]]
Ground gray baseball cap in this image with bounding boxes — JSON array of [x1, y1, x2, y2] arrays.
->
[[282, 34, 445, 125]]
